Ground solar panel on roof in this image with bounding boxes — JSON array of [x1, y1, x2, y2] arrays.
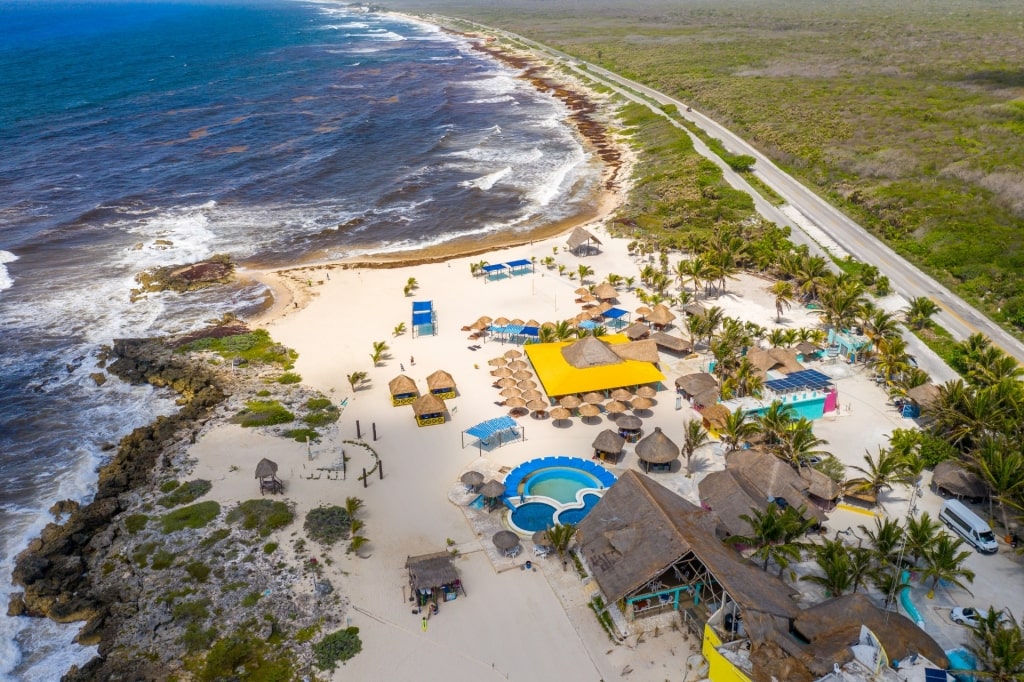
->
[[764, 369, 833, 393], [923, 669, 948, 682]]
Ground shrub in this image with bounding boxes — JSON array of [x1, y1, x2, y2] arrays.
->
[[285, 427, 319, 443], [132, 542, 158, 568], [304, 506, 352, 546], [241, 591, 262, 607], [124, 514, 149, 534], [302, 411, 338, 427], [181, 623, 218, 654], [199, 528, 231, 549], [305, 397, 332, 410], [185, 561, 211, 583], [255, 389, 271, 397], [178, 329, 298, 369], [313, 627, 362, 670], [277, 372, 302, 384], [295, 622, 321, 644], [160, 480, 181, 493], [160, 501, 220, 534], [172, 598, 210, 623], [196, 632, 295, 682], [227, 499, 294, 537], [151, 550, 175, 570], [263, 542, 278, 554], [157, 479, 212, 508], [235, 400, 295, 427]]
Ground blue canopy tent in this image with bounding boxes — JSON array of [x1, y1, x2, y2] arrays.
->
[[489, 324, 538, 344], [461, 415, 524, 454], [482, 263, 508, 282], [601, 307, 630, 329], [412, 300, 436, 337], [506, 259, 534, 276]]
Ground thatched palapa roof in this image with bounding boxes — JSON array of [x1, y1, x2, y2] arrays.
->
[[646, 304, 676, 327], [561, 336, 622, 369], [681, 303, 706, 317], [746, 347, 804, 376], [406, 551, 459, 591], [622, 322, 650, 340], [675, 372, 718, 396], [794, 341, 821, 356], [594, 282, 618, 300], [798, 467, 842, 502], [426, 369, 456, 391], [610, 339, 660, 363], [566, 226, 602, 251], [635, 426, 679, 464], [412, 393, 446, 417], [388, 374, 418, 396], [906, 382, 940, 408], [617, 415, 642, 431], [592, 429, 626, 455], [479, 480, 505, 498], [650, 332, 690, 354], [932, 460, 987, 499], [700, 403, 731, 430], [577, 470, 801, 617], [255, 458, 278, 479]]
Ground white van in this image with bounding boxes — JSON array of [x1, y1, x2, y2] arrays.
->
[[939, 499, 998, 554]]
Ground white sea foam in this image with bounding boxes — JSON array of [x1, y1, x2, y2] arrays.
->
[[459, 166, 511, 191], [119, 202, 218, 269], [0, 250, 18, 293], [466, 95, 518, 105], [347, 31, 405, 41]]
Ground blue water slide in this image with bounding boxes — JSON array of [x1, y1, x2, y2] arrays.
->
[[899, 570, 926, 628]]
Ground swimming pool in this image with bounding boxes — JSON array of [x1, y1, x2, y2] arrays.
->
[[504, 457, 616, 534]]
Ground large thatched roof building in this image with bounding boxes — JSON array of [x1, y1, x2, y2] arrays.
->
[[746, 348, 803, 378], [931, 460, 987, 501]]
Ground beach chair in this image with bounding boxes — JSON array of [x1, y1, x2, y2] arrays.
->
[[506, 545, 521, 559], [533, 545, 551, 558]]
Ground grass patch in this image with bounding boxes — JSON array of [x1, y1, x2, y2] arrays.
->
[[132, 542, 158, 568], [276, 372, 302, 384], [295, 622, 321, 644], [124, 513, 149, 534], [227, 499, 295, 537], [313, 627, 362, 670], [178, 328, 298, 369], [181, 623, 219, 654], [263, 542, 278, 554], [185, 561, 212, 583], [256, 389, 271, 397], [302, 411, 338, 427], [241, 591, 263, 607], [151, 550, 175, 570], [589, 596, 618, 642], [285, 427, 319, 443], [305, 397, 332, 410], [160, 501, 221, 534], [159, 480, 180, 494], [199, 528, 232, 549], [223, 581, 247, 593], [157, 479, 212, 508], [304, 505, 352, 547], [191, 631, 295, 682], [235, 400, 295, 427], [172, 598, 210, 624], [912, 321, 961, 370]]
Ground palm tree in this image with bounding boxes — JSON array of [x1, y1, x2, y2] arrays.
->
[[404, 276, 418, 296], [848, 447, 912, 504], [869, 565, 905, 609], [392, 322, 406, 337], [344, 496, 364, 519], [469, 260, 488, 277], [552, 320, 577, 341], [871, 335, 911, 383], [346, 371, 368, 392], [545, 523, 577, 570], [967, 610, 1024, 681], [369, 340, 389, 366], [753, 401, 796, 447], [719, 408, 756, 452], [859, 517, 905, 567], [765, 328, 789, 348], [776, 418, 830, 468], [794, 254, 831, 302], [920, 532, 975, 599], [905, 512, 943, 566], [348, 535, 370, 556], [728, 502, 813, 574], [904, 296, 940, 330], [769, 280, 796, 322], [681, 419, 710, 477], [731, 357, 764, 399], [971, 436, 1024, 536], [801, 539, 855, 597], [576, 263, 595, 285], [680, 255, 711, 298]]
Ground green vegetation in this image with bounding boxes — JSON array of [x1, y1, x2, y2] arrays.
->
[[313, 627, 363, 670], [160, 501, 221, 534], [305, 397, 332, 410], [276, 372, 302, 384], [157, 479, 212, 508], [199, 528, 232, 549], [302, 411, 338, 427], [133, 542, 158, 568], [192, 631, 296, 682], [295, 621, 321, 644], [178, 328, 297, 368], [159, 480, 180, 494], [185, 561, 212, 583], [241, 591, 263, 607], [235, 400, 295, 427], [124, 513, 149, 534], [226, 499, 295, 537], [589, 596, 618, 642], [151, 550, 175, 570], [263, 542, 278, 554], [304, 505, 352, 546], [284, 427, 319, 443]]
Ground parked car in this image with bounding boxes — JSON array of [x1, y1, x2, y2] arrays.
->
[[950, 606, 1008, 626]]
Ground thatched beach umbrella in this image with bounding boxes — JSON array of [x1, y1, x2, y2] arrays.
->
[[509, 318, 523, 326], [493, 530, 520, 552], [604, 400, 628, 414], [471, 319, 490, 331], [550, 406, 571, 421], [541, 321, 556, 330], [647, 305, 676, 327], [631, 396, 655, 411], [492, 367, 513, 378], [636, 306, 653, 317], [488, 357, 507, 367], [477, 315, 493, 325], [516, 379, 537, 391], [512, 370, 533, 381], [505, 396, 527, 408], [255, 457, 278, 479], [574, 287, 590, 296], [503, 349, 523, 359], [525, 319, 540, 328], [594, 282, 618, 301], [582, 391, 605, 404], [610, 388, 634, 402], [559, 395, 582, 409], [521, 389, 544, 403], [499, 387, 521, 399], [635, 385, 658, 399], [533, 530, 553, 549], [578, 403, 601, 418], [635, 426, 680, 472], [496, 377, 518, 388], [527, 399, 548, 412], [494, 316, 510, 326], [461, 471, 484, 489], [507, 359, 529, 370]]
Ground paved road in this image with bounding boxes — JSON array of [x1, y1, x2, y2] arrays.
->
[[466, 23, 1024, 366]]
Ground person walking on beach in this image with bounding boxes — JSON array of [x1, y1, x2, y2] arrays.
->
[[421, 617, 428, 632], [410, 356, 415, 366]]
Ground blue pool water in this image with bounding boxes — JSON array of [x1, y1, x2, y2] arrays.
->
[[946, 648, 976, 682], [504, 456, 616, 533], [523, 467, 601, 503]]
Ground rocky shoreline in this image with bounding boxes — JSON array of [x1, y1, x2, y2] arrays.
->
[[9, 332, 346, 680]]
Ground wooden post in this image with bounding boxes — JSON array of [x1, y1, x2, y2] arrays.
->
[[372, 422, 377, 441], [362, 468, 367, 488], [356, 420, 361, 438], [378, 461, 383, 479]]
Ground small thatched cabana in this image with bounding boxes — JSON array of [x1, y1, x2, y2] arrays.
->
[[594, 281, 618, 301], [635, 426, 679, 473], [700, 403, 731, 433], [617, 414, 643, 443], [681, 303, 706, 317], [412, 393, 446, 427], [746, 347, 803, 378], [406, 551, 465, 605], [460, 470, 484, 492], [426, 369, 457, 399], [592, 429, 626, 463], [566, 225, 602, 255], [907, 382, 941, 409], [255, 457, 283, 495], [622, 322, 651, 340], [492, 530, 521, 557], [675, 372, 720, 409], [932, 460, 987, 502], [478, 480, 506, 511], [388, 374, 419, 406], [646, 304, 676, 329], [799, 467, 842, 510], [650, 332, 690, 356]]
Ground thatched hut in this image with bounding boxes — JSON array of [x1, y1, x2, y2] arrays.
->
[[650, 331, 691, 356], [412, 393, 446, 427], [906, 382, 940, 409], [406, 551, 465, 604], [646, 304, 676, 329], [635, 426, 679, 473], [622, 322, 650, 340], [255, 457, 283, 495], [700, 403, 731, 433], [746, 348, 803, 378], [681, 303, 706, 317], [426, 369, 457, 399], [592, 429, 626, 463], [594, 281, 619, 301], [798, 467, 842, 510], [478, 480, 506, 511], [675, 372, 719, 408], [562, 336, 623, 369], [566, 225, 602, 255], [388, 374, 419, 406], [610, 339, 660, 364], [932, 460, 987, 502], [617, 414, 643, 443]]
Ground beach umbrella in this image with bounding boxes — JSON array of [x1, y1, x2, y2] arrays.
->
[[499, 387, 521, 399], [604, 400, 629, 414], [503, 349, 523, 359], [492, 367, 513, 378], [574, 287, 589, 295], [510, 318, 525, 326], [559, 395, 582, 409], [494, 316, 510, 326], [610, 388, 634, 402], [578, 403, 601, 418], [596, 301, 613, 314], [635, 386, 658, 399], [471, 319, 490, 330], [505, 396, 527, 408], [521, 389, 544, 403], [461, 471, 484, 487], [507, 359, 529, 370], [477, 315, 493, 325], [636, 306, 653, 316], [582, 391, 605, 404], [550, 406, 571, 421], [527, 399, 548, 412], [512, 370, 533, 381], [479, 480, 505, 499], [594, 282, 618, 300], [533, 530, 554, 548], [493, 530, 520, 551], [516, 379, 538, 391], [496, 377, 518, 388], [488, 357, 507, 366], [631, 396, 655, 410], [541, 321, 556, 329], [525, 319, 540, 327]]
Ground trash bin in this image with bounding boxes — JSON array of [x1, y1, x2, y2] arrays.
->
[[525, 560, 532, 570]]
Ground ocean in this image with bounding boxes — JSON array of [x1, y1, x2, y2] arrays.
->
[[0, 1, 602, 678]]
